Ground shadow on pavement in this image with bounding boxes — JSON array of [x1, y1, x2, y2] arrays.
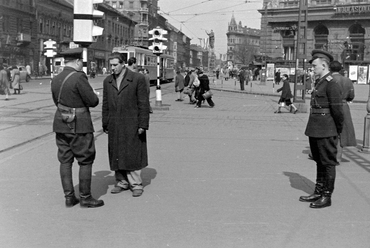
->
[[142, 167, 157, 188], [73, 170, 115, 199], [283, 171, 314, 194]]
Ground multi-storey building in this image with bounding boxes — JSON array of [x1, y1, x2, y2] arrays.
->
[[260, 0, 370, 82], [36, 0, 74, 75], [226, 14, 261, 68], [0, 0, 36, 68], [166, 22, 191, 69], [104, 0, 158, 47], [92, 3, 136, 71]]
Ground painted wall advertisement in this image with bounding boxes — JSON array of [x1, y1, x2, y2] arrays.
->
[[349, 65, 358, 81]]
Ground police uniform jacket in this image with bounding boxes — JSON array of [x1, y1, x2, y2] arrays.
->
[[305, 73, 344, 138], [51, 66, 99, 134], [102, 69, 150, 171]]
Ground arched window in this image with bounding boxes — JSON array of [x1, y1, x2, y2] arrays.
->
[[348, 24, 365, 61], [314, 25, 329, 50]]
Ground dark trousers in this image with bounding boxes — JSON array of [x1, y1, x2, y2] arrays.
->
[[196, 91, 214, 107], [309, 136, 338, 193]]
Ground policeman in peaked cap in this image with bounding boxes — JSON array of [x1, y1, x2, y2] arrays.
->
[[308, 49, 334, 64], [60, 47, 83, 61], [300, 49, 344, 209], [51, 47, 104, 208]]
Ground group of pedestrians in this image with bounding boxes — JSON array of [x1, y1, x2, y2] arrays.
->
[[175, 68, 215, 108], [51, 48, 150, 208], [0, 65, 24, 100]]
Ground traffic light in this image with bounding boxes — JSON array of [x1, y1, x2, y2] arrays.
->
[[43, 39, 57, 57], [149, 27, 168, 54], [73, 0, 104, 44]]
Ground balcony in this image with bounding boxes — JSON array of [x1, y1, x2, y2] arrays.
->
[[139, 8, 149, 13], [17, 33, 31, 43]]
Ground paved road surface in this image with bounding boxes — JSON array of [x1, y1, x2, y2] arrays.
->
[[0, 77, 369, 248]]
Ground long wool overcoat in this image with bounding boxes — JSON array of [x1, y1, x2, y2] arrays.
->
[[102, 69, 150, 171], [332, 73, 357, 147]]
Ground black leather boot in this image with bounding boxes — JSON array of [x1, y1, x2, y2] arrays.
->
[[79, 165, 104, 208], [60, 163, 79, 207], [299, 182, 324, 202], [309, 191, 331, 208]]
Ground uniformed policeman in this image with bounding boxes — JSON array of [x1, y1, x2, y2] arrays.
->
[[51, 48, 104, 208], [299, 49, 344, 208]]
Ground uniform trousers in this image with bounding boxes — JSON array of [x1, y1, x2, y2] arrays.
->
[[56, 133, 95, 165], [115, 170, 143, 190], [309, 136, 338, 192]]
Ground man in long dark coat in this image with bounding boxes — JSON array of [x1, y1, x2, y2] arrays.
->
[[329, 61, 356, 162], [299, 50, 344, 209], [102, 52, 150, 197]]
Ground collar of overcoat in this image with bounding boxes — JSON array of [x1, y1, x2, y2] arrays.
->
[[108, 68, 134, 94]]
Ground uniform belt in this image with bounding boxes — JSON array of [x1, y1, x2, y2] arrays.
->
[[57, 103, 87, 113], [310, 108, 330, 114]]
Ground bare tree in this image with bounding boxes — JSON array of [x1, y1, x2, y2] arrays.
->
[[233, 41, 257, 66]]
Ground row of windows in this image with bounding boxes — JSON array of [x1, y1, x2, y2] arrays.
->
[[39, 18, 72, 37], [228, 38, 259, 45], [272, 0, 369, 8]]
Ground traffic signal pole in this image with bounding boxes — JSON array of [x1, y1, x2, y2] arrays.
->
[[155, 54, 162, 106]]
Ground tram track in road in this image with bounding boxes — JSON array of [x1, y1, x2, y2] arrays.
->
[[0, 84, 174, 155]]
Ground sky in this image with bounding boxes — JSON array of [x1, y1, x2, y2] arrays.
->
[[158, 0, 263, 56]]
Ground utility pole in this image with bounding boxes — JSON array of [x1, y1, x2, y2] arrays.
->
[[293, 0, 308, 111]]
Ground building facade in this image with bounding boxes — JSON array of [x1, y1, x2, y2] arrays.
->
[[104, 0, 158, 48], [0, 0, 36, 69], [260, 0, 370, 82], [226, 14, 261, 68]]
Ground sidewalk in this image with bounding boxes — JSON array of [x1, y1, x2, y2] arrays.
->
[[209, 76, 370, 103]]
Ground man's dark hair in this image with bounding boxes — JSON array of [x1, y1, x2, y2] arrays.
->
[[109, 52, 126, 64], [128, 57, 136, 66], [329, 61, 342, 72]]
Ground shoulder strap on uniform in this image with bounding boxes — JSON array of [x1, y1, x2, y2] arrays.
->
[[57, 72, 76, 104]]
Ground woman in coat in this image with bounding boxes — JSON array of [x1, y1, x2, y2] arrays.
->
[[274, 74, 298, 114], [330, 61, 357, 162], [11, 66, 21, 94], [174, 70, 185, 101]]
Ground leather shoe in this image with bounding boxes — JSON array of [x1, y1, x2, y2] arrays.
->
[[310, 196, 331, 209], [111, 185, 129, 194], [65, 196, 79, 207], [132, 189, 143, 197], [80, 196, 104, 208], [299, 193, 321, 202]]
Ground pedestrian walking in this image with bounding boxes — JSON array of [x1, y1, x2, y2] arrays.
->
[[11, 66, 21, 94], [194, 68, 215, 108], [0, 65, 11, 100], [275, 69, 281, 85], [26, 64, 31, 82], [238, 69, 245, 91], [329, 61, 356, 162], [299, 50, 344, 209], [274, 74, 298, 114], [51, 48, 104, 208], [102, 52, 150, 197], [187, 69, 197, 104], [175, 70, 185, 101]]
